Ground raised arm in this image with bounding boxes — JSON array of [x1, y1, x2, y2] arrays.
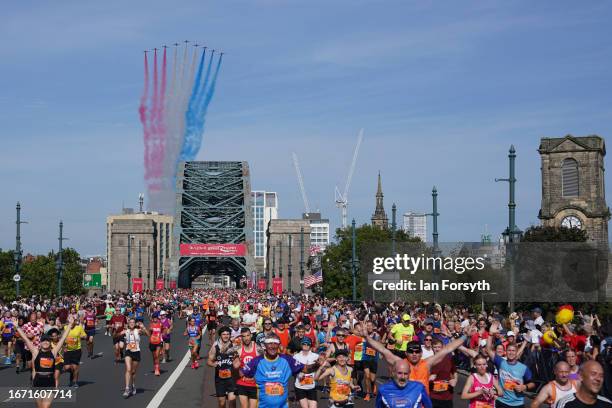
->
[[53, 316, 74, 355], [356, 325, 402, 367], [16, 325, 37, 360], [425, 334, 468, 369]]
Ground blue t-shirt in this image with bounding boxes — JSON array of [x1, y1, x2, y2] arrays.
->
[[494, 355, 532, 406], [243, 354, 304, 408], [376, 379, 432, 408]]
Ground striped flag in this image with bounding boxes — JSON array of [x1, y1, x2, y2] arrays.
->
[[304, 270, 323, 288]]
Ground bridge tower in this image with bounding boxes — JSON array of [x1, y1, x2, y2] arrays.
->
[[175, 161, 254, 288]]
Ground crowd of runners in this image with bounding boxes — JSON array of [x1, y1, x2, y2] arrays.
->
[[0, 289, 611, 408]]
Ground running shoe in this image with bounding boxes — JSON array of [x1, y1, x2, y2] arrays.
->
[[122, 388, 130, 398]]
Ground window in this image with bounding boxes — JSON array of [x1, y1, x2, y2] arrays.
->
[[562, 158, 579, 197]]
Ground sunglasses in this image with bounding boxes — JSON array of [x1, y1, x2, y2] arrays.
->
[[406, 349, 422, 354], [425, 338, 433, 341]]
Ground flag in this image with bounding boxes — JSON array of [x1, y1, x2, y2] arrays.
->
[[304, 270, 323, 288]]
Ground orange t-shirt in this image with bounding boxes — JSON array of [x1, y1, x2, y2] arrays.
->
[[408, 359, 430, 394], [274, 328, 290, 349], [331, 334, 362, 365]]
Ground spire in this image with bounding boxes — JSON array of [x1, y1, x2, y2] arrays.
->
[[371, 172, 388, 229]]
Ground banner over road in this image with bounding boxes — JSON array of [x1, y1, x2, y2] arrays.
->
[[180, 243, 246, 257]]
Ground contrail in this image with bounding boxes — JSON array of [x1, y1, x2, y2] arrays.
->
[[180, 49, 207, 163], [179, 52, 223, 161], [148, 48, 160, 189], [139, 52, 150, 180]]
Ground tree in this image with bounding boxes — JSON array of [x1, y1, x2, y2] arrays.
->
[[321, 224, 421, 299], [521, 225, 588, 242], [0, 248, 85, 300]]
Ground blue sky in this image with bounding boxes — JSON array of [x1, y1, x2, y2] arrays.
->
[[1, 1, 612, 256]]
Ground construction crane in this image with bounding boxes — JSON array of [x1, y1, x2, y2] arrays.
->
[[292, 152, 310, 213], [335, 129, 364, 229]]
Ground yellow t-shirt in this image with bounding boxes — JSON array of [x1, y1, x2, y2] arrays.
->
[[390, 323, 414, 351], [64, 325, 86, 351], [228, 305, 240, 319]]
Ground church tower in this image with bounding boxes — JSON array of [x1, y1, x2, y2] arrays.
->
[[538, 135, 609, 244], [371, 172, 389, 229]]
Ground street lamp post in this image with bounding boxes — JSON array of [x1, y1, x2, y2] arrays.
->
[[147, 245, 151, 290], [391, 204, 397, 301], [288, 234, 293, 293], [495, 145, 522, 312], [127, 235, 133, 295], [138, 240, 142, 279], [351, 219, 357, 301], [14, 202, 26, 298], [56, 221, 68, 297], [299, 227, 305, 293], [425, 187, 440, 303]]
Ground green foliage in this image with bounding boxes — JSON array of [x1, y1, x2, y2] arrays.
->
[[521, 225, 588, 242], [0, 248, 85, 300], [321, 224, 421, 299]]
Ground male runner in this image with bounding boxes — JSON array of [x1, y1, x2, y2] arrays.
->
[[233, 328, 259, 408], [208, 326, 237, 408], [83, 304, 97, 358]]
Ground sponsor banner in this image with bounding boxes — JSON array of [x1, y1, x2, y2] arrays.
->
[[132, 278, 144, 293], [258, 279, 266, 291], [272, 277, 283, 295], [169, 281, 177, 289], [247, 279, 253, 289], [155, 279, 165, 290], [180, 243, 246, 257]]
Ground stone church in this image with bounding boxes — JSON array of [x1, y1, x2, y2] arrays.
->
[[538, 135, 609, 244]]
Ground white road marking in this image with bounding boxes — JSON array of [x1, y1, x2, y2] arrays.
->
[[145, 349, 191, 408]]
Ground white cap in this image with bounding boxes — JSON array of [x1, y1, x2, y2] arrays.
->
[[160, 311, 166, 315], [507, 331, 515, 337]]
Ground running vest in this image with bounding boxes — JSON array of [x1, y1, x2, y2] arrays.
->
[[469, 373, 495, 408], [150, 322, 162, 345], [547, 380, 578, 408], [1, 318, 14, 339], [84, 312, 96, 330], [34, 350, 55, 376], [408, 359, 430, 393], [187, 325, 199, 347], [125, 329, 141, 352], [215, 343, 234, 380], [330, 365, 353, 402], [274, 328, 290, 349], [236, 343, 257, 387], [208, 310, 217, 323]]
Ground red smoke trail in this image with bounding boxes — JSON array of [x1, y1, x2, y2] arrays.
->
[[150, 48, 160, 182], [139, 52, 150, 179], [157, 47, 168, 174]]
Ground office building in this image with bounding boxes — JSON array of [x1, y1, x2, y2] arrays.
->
[[403, 211, 427, 242]]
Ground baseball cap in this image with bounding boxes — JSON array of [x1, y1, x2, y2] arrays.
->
[[321, 320, 329, 327], [402, 313, 411, 322], [424, 318, 434, 325], [334, 349, 349, 358], [152, 312, 160, 318], [301, 337, 312, 346], [507, 331, 515, 337], [532, 307, 542, 314], [406, 341, 422, 353], [40, 334, 52, 342], [160, 311, 166, 315]]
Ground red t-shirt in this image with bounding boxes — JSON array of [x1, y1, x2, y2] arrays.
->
[[429, 355, 456, 400], [470, 331, 489, 349], [110, 315, 127, 336]]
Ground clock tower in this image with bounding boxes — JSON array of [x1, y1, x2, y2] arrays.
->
[[538, 135, 609, 244]]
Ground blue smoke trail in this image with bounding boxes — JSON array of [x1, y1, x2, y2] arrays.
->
[[181, 48, 206, 157], [179, 51, 222, 161]]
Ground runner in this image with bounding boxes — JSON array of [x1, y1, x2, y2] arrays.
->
[[110, 307, 127, 363], [160, 310, 173, 363], [63, 314, 87, 388], [388, 313, 415, 357], [256, 318, 275, 349], [315, 349, 360, 408], [461, 355, 503, 408], [293, 337, 319, 408], [185, 316, 202, 369], [485, 321, 535, 408], [1, 311, 15, 365], [531, 361, 578, 408], [241, 333, 305, 408], [207, 302, 219, 344], [430, 338, 458, 408], [104, 302, 115, 336], [21, 311, 44, 371], [148, 311, 163, 376], [557, 361, 611, 408], [15, 316, 71, 408], [233, 327, 259, 408], [120, 318, 150, 398], [377, 359, 432, 408], [83, 304, 97, 358], [208, 326, 237, 408]]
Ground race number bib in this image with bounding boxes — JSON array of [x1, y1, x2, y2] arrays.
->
[[39, 357, 54, 369], [433, 381, 449, 392], [336, 384, 351, 396], [264, 382, 284, 396], [218, 369, 232, 379], [151, 335, 161, 344], [434, 328, 441, 334], [401, 334, 411, 342], [66, 337, 78, 346], [300, 375, 314, 385], [475, 401, 493, 408], [127, 342, 138, 351], [504, 380, 519, 391], [365, 347, 376, 356]]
